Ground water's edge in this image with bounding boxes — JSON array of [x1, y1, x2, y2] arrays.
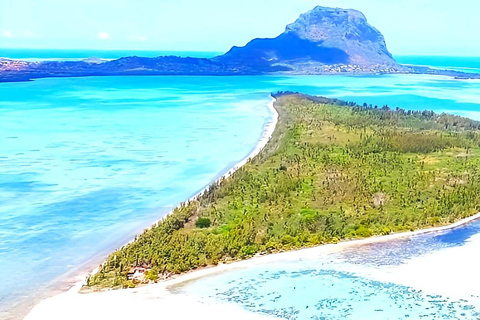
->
[[17, 98, 279, 320], [23, 93, 480, 320]]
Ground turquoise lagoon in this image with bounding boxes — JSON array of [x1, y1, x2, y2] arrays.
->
[[0, 76, 274, 316], [2, 70, 480, 318]]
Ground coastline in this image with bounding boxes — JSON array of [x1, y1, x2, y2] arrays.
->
[[20, 98, 279, 320], [24, 94, 480, 319], [25, 209, 480, 320], [157, 210, 480, 289]]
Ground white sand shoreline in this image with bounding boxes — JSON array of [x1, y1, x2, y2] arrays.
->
[[24, 96, 480, 319], [25, 210, 480, 320], [23, 98, 279, 320], [164, 210, 480, 290]]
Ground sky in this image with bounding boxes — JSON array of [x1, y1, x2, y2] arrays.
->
[[0, 0, 478, 56]]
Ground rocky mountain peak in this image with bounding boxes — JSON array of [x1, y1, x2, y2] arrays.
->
[[217, 5, 397, 69], [284, 6, 395, 65], [285, 6, 367, 41]]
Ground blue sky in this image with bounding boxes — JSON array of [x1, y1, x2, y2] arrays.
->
[[0, 0, 478, 56]]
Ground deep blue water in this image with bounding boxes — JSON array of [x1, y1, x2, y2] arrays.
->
[[0, 48, 222, 60], [1, 56, 480, 318], [396, 55, 480, 74]]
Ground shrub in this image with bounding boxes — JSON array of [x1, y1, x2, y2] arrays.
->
[[144, 268, 159, 282], [355, 225, 373, 238], [195, 217, 211, 228]]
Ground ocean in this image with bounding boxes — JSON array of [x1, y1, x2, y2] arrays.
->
[[396, 55, 480, 74], [0, 48, 222, 60], [1, 54, 480, 318]]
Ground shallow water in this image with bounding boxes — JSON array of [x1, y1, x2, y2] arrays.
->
[[182, 220, 480, 319], [0, 76, 273, 315], [2, 70, 480, 316]]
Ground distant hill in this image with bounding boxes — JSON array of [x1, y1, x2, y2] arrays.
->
[[215, 6, 398, 71]]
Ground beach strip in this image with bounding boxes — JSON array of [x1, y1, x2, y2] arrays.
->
[[23, 98, 279, 320], [25, 209, 480, 320]]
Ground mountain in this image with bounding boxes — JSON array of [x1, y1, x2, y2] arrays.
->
[[1, 6, 479, 82], [215, 6, 398, 71]]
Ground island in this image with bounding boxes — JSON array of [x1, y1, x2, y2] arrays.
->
[[1, 6, 479, 82], [85, 92, 480, 290]]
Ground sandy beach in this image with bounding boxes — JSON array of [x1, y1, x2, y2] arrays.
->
[[22, 99, 279, 320], [24, 278, 275, 320], [25, 209, 480, 320]]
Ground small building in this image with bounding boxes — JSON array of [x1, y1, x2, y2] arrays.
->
[[127, 267, 147, 280]]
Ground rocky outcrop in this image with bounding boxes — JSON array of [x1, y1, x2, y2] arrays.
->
[[216, 6, 398, 71], [285, 6, 395, 66]]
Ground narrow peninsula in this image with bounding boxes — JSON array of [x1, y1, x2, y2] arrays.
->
[[87, 93, 480, 290]]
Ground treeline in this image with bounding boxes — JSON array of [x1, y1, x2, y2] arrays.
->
[[273, 91, 480, 130], [87, 94, 480, 289]]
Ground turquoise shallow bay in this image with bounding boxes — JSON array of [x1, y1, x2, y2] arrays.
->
[[2, 67, 480, 317], [0, 76, 273, 315]]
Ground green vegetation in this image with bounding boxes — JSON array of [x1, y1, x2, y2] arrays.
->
[[87, 93, 480, 289], [195, 217, 211, 228]]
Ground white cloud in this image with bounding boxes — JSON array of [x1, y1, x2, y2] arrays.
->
[[2, 30, 12, 38], [138, 35, 147, 42], [97, 31, 110, 40]]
